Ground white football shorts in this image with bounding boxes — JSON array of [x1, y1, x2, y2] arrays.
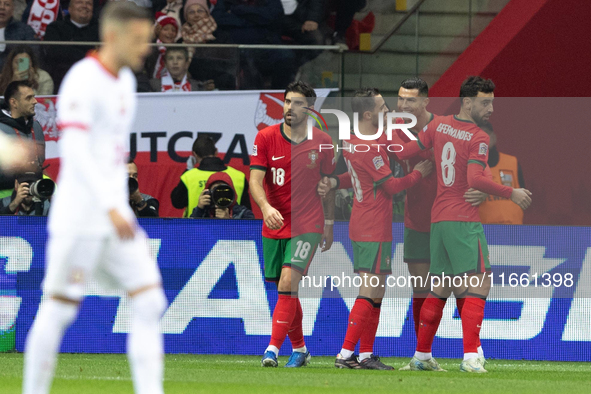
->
[[43, 229, 162, 300]]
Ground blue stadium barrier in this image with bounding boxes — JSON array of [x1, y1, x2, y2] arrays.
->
[[2, 217, 591, 361]]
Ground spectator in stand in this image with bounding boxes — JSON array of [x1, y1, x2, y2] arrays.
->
[[212, 0, 297, 89], [171, 135, 250, 217], [13, 0, 24, 20], [0, 45, 53, 95], [182, 0, 217, 54], [0, 0, 37, 70], [478, 122, 526, 224], [145, 12, 179, 79], [281, 0, 325, 65], [190, 172, 254, 219], [150, 47, 211, 91], [127, 159, 159, 217], [153, 0, 183, 32], [44, 0, 99, 93], [329, 0, 366, 49], [181, 0, 236, 90], [0, 80, 44, 178]]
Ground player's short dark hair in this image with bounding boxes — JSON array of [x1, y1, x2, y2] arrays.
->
[[460, 76, 496, 98], [100, 1, 151, 29], [127, 157, 136, 164], [3, 80, 32, 108], [165, 47, 189, 61], [400, 77, 429, 97], [351, 87, 381, 114], [192, 135, 217, 158], [284, 81, 316, 106]]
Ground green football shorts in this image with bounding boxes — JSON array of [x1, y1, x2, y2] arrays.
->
[[262, 233, 322, 281], [352, 241, 392, 275], [403, 227, 430, 263], [430, 221, 490, 276]]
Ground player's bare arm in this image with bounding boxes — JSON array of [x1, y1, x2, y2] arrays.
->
[[109, 209, 136, 240], [249, 168, 284, 230], [320, 176, 335, 252]]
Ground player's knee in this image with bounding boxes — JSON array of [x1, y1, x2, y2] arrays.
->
[[278, 268, 296, 292], [38, 297, 79, 329], [132, 287, 167, 323]]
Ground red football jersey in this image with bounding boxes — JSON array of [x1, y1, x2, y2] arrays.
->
[[250, 123, 335, 239], [392, 115, 438, 232], [340, 134, 397, 242], [416, 115, 491, 223]]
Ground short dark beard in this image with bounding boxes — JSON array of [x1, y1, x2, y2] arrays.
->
[[471, 109, 485, 126]]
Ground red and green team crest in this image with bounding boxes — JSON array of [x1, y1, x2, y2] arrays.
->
[[308, 150, 318, 169]]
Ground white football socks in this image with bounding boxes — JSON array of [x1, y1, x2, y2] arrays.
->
[[414, 351, 432, 361], [463, 352, 479, 361], [359, 352, 372, 361], [293, 346, 307, 354], [127, 288, 167, 394], [265, 345, 280, 356], [339, 349, 354, 359], [478, 346, 484, 357], [23, 298, 78, 394]]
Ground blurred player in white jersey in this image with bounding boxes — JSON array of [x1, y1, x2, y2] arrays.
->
[[23, 3, 167, 394], [0, 132, 33, 171]]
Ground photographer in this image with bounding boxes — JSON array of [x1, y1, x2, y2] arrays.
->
[[127, 159, 159, 217], [171, 135, 250, 217], [190, 172, 254, 219], [0, 170, 52, 216]]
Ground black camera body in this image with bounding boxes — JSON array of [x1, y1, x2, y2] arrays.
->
[[206, 183, 236, 212], [128, 177, 139, 196], [16, 171, 55, 200]]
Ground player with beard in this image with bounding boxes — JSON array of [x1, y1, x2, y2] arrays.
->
[[392, 76, 532, 373], [393, 79, 487, 369], [319, 88, 432, 369], [250, 81, 336, 368]]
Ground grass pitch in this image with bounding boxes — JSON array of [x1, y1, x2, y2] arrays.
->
[[1, 353, 590, 394]]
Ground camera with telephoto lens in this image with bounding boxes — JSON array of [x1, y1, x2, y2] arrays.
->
[[128, 177, 139, 196], [17, 171, 55, 200], [205, 182, 236, 211]]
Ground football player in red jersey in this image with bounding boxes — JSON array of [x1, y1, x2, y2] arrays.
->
[[393, 79, 487, 370], [320, 88, 432, 369], [393, 76, 531, 373], [250, 81, 336, 368]]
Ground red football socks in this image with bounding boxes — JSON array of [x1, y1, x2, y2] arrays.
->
[[287, 298, 305, 349], [359, 303, 381, 354], [412, 291, 428, 339], [461, 296, 486, 354], [269, 294, 298, 349], [416, 294, 447, 353], [456, 297, 466, 317], [342, 297, 374, 352]]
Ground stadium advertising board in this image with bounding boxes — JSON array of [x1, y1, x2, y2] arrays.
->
[[2, 218, 591, 361]]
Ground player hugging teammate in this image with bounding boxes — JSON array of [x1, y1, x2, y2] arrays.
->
[[392, 78, 489, 368], [318, 88, 432, 369], [392, 76, 532, 373], [250, 81, 336, 368]]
